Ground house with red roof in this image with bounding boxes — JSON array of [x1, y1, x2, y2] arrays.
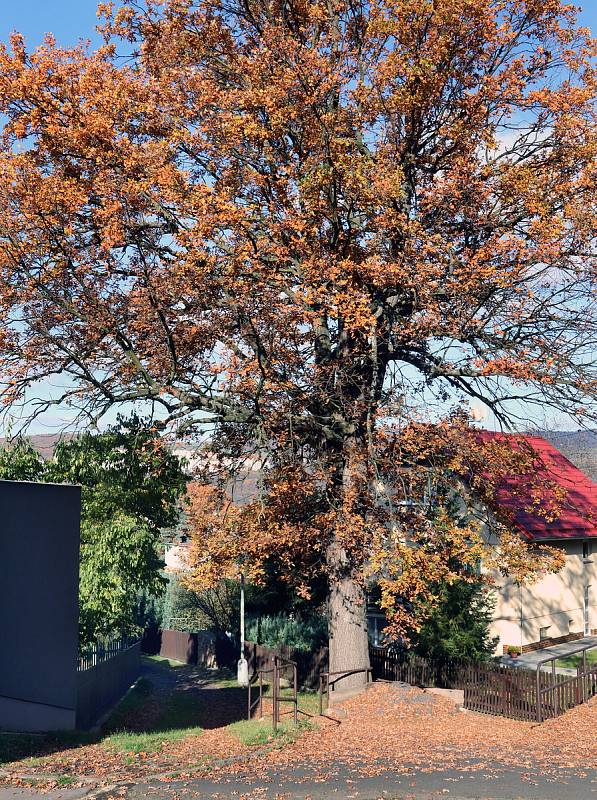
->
[[479, 433, 597, 654]]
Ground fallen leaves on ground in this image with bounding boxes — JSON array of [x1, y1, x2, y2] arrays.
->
[[188, 682, 597, 787], [2, 680, 596, 793]]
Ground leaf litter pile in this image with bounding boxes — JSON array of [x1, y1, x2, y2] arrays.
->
[[1, 680, 596, 793], [186, 682, 597, 790]]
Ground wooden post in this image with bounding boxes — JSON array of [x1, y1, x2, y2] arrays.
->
[[319, 674, 324, 716], [259, 670, 263, 719], [501, 667, 507, 717]]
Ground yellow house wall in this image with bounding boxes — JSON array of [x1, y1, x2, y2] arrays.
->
[[484, 537, 597, 653]]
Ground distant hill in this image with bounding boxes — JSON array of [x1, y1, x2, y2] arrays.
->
[[539, 430, 597, 483], [0, 432, 76, 460]]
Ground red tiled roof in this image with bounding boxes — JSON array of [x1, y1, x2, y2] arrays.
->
[[480, 432, 597, 541]]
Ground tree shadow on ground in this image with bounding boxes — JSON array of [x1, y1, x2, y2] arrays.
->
[[105, 657, 250, 733], [0, 728, 98, 765]]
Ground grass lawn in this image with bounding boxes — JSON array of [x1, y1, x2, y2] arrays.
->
[[228, 684, 320, 747], [228, 717, 314, 747], [555, 650, 597, 670], [142, 655, 189, 670]]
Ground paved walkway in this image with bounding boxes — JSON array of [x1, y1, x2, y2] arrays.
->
[[501, 635, 597, 671], [0, 790, 89, 800]]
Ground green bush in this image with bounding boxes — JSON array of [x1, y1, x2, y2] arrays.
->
[[135, 591, 164, 630], [413, 581, 498, 662], [246, 612, 327, 652]]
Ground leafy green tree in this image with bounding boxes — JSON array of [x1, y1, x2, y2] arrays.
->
[[0, 419, 188, 647], [76, 513, 168, 647], [45, 419, 186, 530], [413, 582, 498, 662], [0, 438, 44, 481]]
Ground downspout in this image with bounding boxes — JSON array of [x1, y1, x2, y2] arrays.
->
[[518, 582, 524, 655]]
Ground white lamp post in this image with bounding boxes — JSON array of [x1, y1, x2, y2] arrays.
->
[[237, 571, 249, 687]]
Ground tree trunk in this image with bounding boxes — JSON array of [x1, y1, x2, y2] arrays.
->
[[328, 564, 369, 693], [324, 427, 372, 698], [327, 551, 370, 696]]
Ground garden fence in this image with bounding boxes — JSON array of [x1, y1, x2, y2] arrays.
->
[[369, 645, 469, 689], [369, 644, 597, 722], [78, 636, 139, 671], [142, 628, 236, 667], [76, 638, 140, 729]]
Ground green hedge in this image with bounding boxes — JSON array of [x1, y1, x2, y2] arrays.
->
[[246, 612, 327, 652]]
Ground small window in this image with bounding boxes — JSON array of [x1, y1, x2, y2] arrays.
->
[[583, 541, 592, 562], [539, 626, 551, 641]]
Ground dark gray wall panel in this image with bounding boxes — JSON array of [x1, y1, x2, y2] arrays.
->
[[0, 695, 76, 731], [0, 480, 80, 728]]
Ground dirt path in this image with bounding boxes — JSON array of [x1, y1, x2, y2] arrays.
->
[[119, 658, 249, 730]]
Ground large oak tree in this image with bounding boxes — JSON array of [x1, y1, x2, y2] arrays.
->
[[0, 0, 594, 683]]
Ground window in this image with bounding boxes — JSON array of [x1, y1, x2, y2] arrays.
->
[[367, 613, 388, 646], [539, 626, 551, 641], [583, 541, 592, 562]]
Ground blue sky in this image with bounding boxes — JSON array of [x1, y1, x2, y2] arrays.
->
[[0, 0, 102, 49], [1, 0, 595, 48]]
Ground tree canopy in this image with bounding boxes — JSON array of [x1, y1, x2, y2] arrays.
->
[[0, 0, 594, 676]]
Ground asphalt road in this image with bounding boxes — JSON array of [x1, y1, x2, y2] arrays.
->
[[3, 764, 597, 800], [103, 762, 597, 800]]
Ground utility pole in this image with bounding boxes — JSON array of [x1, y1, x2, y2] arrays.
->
[[237, 572, 249, 687]]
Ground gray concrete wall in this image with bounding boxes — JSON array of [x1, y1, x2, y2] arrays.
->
[[0, 480, 81, 731]]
